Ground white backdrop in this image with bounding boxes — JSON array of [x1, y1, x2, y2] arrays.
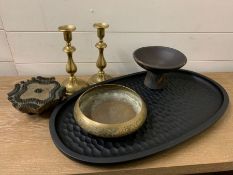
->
[[0, 0, 233, 75]]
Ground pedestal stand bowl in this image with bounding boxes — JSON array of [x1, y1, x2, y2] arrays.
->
[[133, 46, 187, 89]]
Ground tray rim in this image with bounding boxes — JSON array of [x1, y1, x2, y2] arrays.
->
[[49, 70, 229, 164]]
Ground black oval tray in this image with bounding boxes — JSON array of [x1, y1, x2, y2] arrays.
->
[[49, 70, 229, 164]]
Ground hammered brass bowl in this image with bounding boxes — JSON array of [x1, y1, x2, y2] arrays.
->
[[74, 84, 147, 138]]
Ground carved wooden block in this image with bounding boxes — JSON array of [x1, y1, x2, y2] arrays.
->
[[8, 76, 65, 114]]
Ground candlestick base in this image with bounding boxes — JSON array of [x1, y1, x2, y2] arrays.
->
[[88, 71, 112, 85], [62, 76, 88, 95]]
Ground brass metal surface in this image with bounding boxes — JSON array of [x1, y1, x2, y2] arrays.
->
[[88, 22, 112, 85], [58, 24, 88, 95], [74, 84, 147, 138]]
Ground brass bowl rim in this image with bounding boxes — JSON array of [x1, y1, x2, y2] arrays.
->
[[76, 84, 144, 126], [74, 84, 147, 137], [93, 22, 109, 29], [58, 24, 76, 32]]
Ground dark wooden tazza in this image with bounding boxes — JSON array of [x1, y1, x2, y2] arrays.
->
[[133, 46, 187, 89]]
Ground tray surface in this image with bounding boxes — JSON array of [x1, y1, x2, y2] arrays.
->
[[50, 70, 228, 164]]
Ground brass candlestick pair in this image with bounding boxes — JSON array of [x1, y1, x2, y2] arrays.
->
[[58, 23, 111, 95]]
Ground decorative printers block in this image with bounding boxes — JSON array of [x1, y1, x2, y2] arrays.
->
[[8, 76, 65, 114]]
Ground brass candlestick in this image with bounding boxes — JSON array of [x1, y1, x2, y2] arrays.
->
[[88, 22, 112, 85], [58, 25, 88, 95]]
